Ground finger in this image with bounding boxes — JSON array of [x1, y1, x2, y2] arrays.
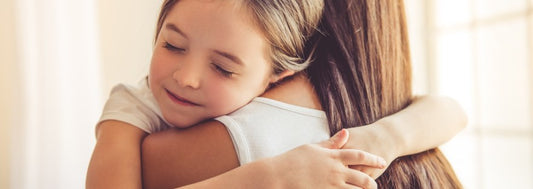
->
[[345, 169, 378, 189], [349, 165, 364, 171], [349, 165, 374, 173], [339, 184, 362, 189], [349, 165, 381, 179], [317, 129, 349, 149], [339, 150, 386, 168]]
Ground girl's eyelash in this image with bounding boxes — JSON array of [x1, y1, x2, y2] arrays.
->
[[162, 42, 233, 77], [213, 64, 234, 78], [163, 42, 185, 52]]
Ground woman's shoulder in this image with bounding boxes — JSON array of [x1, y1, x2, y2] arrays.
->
[[260, 73, 322, 111]]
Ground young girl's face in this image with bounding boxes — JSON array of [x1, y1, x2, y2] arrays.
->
[[150, 0, 281, 128]]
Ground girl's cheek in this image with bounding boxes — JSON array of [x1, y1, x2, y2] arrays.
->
[[150, 51, 174, 82], [149, 53, 164, 79], [205, 80, 244, 114]]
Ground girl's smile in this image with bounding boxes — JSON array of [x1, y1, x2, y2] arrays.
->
[[165, 89, 201, 107]]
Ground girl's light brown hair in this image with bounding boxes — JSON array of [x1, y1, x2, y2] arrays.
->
[[307, 0, 463, 188], [154, 0, 324, 74]]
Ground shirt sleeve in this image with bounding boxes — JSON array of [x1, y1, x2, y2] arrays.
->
[[97, 84, 161, 134]]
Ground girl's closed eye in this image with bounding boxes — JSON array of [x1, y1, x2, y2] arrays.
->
[[164, 42, 185, 52], [212, 63, 234, 78]]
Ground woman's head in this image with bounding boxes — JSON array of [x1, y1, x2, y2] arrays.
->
[[149, 0, 324, 128], [307, 0, 462, 188], [309, 0, 413, 133]]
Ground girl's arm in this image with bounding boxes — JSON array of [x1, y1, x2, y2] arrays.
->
[[344, 95, 468, 178], [141, 124, 384, 189], [141, 95, 466, 187], [141, 121, 240, 188], [265, 76, 467, 175], [180, 129, 383, 189], [86, 120, 148, 189]]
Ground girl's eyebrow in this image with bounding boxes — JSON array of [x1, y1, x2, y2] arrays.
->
[[213, 50, 244, 66], [166, 23, 188, 39], [166, 23, 243, 66]]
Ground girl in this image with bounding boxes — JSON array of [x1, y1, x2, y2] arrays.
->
[[87, 0, 466, 188], [87, 0, 386, 188]]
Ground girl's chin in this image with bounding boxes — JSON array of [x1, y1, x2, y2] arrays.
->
[[167, 118, 200, 129], [170, 123, 195, 129]]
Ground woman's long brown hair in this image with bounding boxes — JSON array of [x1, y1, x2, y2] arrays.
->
[[305, 0, 463, 188]]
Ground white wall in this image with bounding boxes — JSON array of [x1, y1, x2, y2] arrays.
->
[[97, 0, 162, 98]]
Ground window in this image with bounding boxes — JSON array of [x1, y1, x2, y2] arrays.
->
[[406, 0, 533, 188]]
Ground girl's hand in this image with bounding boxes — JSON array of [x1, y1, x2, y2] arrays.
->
[[342, 124, 398, 179], [269, 129, 386, 189], [342, 96, 468, 179]]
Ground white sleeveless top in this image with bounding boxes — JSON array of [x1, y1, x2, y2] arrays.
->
[[98, 80, 331, 165], [215, 97, 330, 165]]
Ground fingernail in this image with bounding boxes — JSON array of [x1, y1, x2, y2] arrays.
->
[[332, 129, 345, 139], [339, 129, 347, 137], [380, 158, 387, 167]]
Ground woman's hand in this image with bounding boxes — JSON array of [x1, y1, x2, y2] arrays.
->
[[267, 129, 386, 189]]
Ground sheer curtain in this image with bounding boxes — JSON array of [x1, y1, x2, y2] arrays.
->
[[8, 0, 160, 188], [11, 0, 101, 188]]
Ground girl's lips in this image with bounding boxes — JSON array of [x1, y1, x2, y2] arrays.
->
[[165, 89, 200, 106]]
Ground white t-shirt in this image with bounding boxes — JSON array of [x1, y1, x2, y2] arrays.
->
[[215, 97, 330, 165], [98, 79, 171, 134], [98, 80, 331, 165]]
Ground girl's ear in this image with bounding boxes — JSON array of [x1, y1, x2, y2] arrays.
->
[[269, 70, 295, 83]]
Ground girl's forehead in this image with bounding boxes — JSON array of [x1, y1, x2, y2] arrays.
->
[[167, 0, 258, 31], [163, 0, 272, 68]]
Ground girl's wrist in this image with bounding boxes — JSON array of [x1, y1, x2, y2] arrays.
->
[[347, 120, 403, 163], [373, 117, 405, 159], [251, 158, 281, 188]]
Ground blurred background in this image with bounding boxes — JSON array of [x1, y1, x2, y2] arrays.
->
[[0, 0, 531, 188]]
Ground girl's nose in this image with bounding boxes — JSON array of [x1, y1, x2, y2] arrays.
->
[[172, 61, 201, 89]]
